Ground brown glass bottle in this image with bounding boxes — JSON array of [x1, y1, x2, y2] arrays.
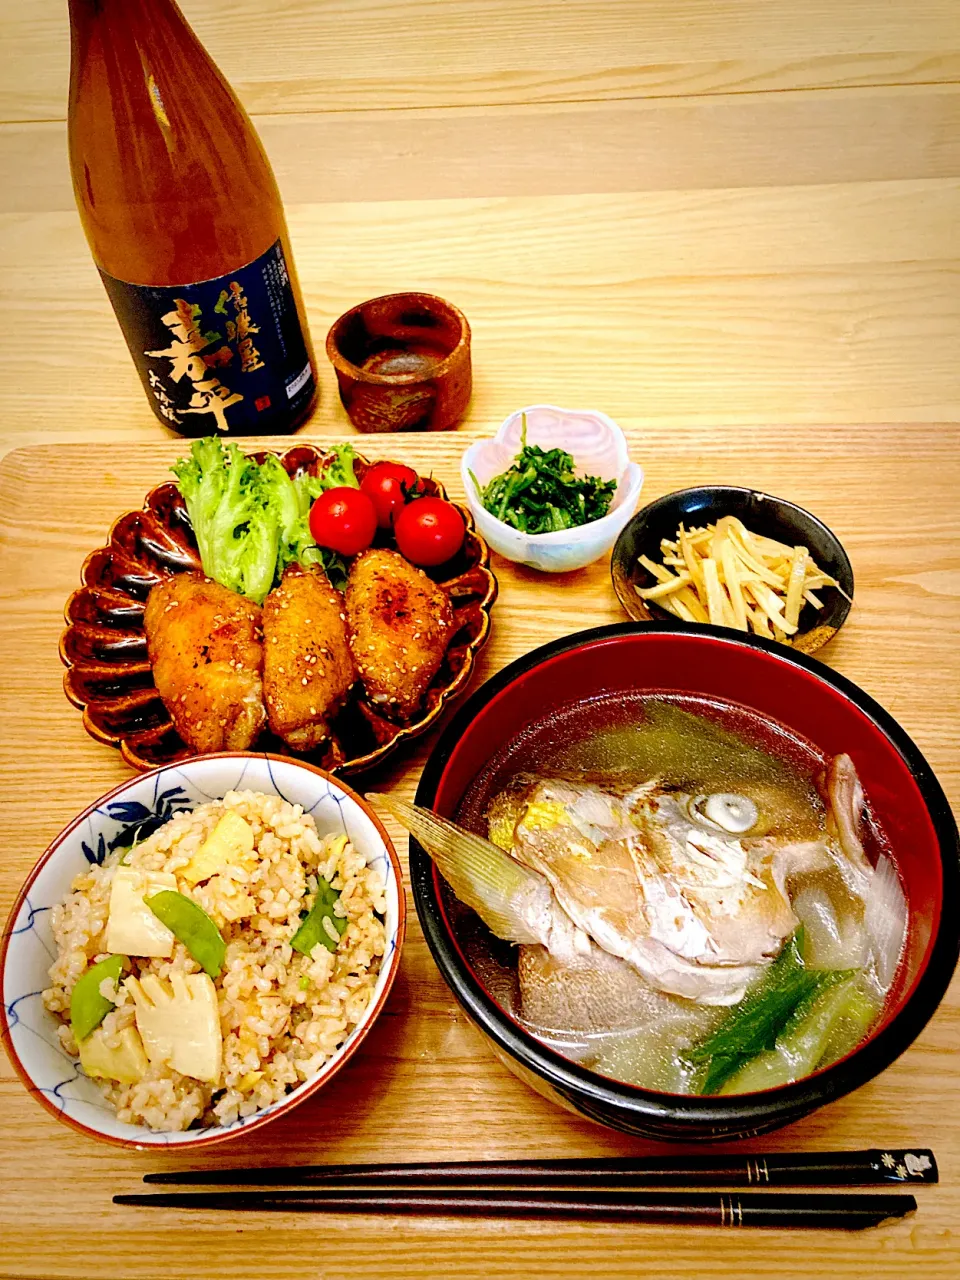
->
[[67, 0, 317, 435]]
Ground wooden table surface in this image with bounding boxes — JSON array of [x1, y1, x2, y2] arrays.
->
[[1, 2, 959, 1278]]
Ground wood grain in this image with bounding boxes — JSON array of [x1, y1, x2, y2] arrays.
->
[[1, 179, 958, 452], [1, 0, 959, 1273], [2, 0, 959, 122], [0, 431, 958, 1279], [5, 85, 960, 216]]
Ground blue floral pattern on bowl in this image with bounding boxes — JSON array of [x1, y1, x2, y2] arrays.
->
[[0, 754, 405, 1150]]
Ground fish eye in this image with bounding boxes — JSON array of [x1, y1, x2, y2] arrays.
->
[[687, 793, 759, 835]]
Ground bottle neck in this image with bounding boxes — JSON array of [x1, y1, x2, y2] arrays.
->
[[69, 0, 194, 85], [68, 0, 198, 78], [66, 0, 285, 284]]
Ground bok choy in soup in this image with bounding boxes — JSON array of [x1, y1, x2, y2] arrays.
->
[[374, 699, 908, 1096]]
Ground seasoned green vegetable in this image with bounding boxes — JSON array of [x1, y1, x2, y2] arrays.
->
[[70, 954, 127, 1043], [172, 438, 357, 601], [686, 928, 854, 1094], [290, 876, 347, 956], [145, 890, 226, 979], [472, 415, 617, 534]]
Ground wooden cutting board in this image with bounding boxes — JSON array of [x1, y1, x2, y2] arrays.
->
[[1, 426, 958, 1280]]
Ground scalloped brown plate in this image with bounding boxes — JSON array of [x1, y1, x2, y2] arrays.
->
[[60, 444, 498, 776]]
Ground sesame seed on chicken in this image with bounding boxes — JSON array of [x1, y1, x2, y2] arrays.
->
[[262, 564, 357, 752], [345, 549, 453, 721]]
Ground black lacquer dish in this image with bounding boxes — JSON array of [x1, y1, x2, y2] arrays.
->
[[611, 486, 854, 654]]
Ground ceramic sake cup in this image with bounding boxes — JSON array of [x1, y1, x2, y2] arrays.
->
[[326, 293, 472, 433]]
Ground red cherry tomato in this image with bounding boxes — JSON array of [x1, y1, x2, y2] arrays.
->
[[393, 496, 465, 566], [360, 461, 419, 529], [308, 487, 377, 556]]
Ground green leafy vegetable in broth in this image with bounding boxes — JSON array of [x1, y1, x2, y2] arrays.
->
[[473, 415, 616, 534], [70, 953, 127, 1042], [719, 977, 877, 1094], [290, 876, 348, 955], [686, 929, 855, 1094], [145, 890, 226, 979], [818, 982, 880, 1065], [172, 437, 356, 600]]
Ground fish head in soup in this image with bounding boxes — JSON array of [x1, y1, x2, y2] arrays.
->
[[498, 765, 869, 1006], [372, 712, 907, 1097]]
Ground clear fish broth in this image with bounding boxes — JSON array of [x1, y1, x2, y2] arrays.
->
[[445, 693, 904, 1095]]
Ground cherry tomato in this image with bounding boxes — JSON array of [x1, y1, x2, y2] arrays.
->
[[308, 487, 377, 556], [393, 496, 465, 566], [360, 461, 419, 529]]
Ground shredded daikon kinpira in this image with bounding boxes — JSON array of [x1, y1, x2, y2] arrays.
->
[[636, 514, 849, 642]]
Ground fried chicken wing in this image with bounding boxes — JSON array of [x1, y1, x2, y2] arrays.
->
[[144, 572, 265, 753], [345, 548, 453, 721], [262, 565, 357, 751]]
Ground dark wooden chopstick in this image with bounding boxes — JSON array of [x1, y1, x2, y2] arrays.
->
[[114, 1187, 917, 1228], [142, 1148, 938, 1188]]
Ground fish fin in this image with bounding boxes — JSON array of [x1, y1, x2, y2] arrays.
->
[[367, 794, 549, 944]]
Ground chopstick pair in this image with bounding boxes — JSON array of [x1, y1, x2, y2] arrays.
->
[[115, 1149, 936, 1229], [116, 1187, 916, 1230]]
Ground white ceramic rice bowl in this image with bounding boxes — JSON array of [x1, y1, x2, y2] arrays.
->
[[0, 753, 405, 1150]]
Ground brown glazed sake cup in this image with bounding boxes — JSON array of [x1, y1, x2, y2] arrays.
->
[[326, 292, 472, 432]]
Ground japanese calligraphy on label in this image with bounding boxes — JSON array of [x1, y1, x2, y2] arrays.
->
[[99, 239, 315, 435]]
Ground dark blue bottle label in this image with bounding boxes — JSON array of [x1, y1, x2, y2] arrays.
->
[[99, 238, 315, 435]]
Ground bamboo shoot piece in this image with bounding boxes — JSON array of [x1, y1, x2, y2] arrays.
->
[[784, 546, 809, 631]]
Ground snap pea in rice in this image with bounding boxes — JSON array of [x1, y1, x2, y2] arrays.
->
[[42, 790, 387, 1131]]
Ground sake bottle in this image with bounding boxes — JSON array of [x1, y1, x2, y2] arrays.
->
[[67, 0, 317, 435]]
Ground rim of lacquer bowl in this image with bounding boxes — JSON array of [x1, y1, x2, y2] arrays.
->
[[0, 752, 407, 1150], [411, 621, 960, 1133]]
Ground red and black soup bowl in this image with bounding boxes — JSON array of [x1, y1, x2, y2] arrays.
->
[[409, 623, 960, 1141]]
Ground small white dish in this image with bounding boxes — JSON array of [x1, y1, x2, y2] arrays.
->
[[461, 405, 644, 572], [0, 753, 404, 1150]]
